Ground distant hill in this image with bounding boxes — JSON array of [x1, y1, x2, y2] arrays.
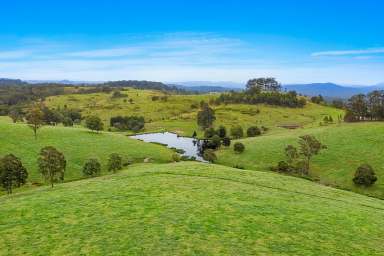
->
[[0, 78, 27, 86], [169, 81, 244, 93], [284, 82, 384, 99]]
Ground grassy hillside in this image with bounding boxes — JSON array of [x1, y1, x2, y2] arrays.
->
[[217, 122, 384, 198], [45, 88, 343, 136], [1, 162, 383, 255], [0, 117, 173, 185]]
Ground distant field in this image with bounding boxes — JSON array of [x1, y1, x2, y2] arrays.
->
[[217, 122, 384, 199], [45, 88, 343, 136], [1, 162, 383, 255], [0, 117, 173, 186]]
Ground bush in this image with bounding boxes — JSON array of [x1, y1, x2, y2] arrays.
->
[[234, 142, 245, 153], [217, 125, 227, 138], [274, 161, 296, 173], [211, 135, 222, 149], [62, 117, 74, 127], [230, 125, 244, 139], [353, 164, 377, 186], [110, 116, 145, 132], [204, 127, 216, 138], [83, 158, 101, 176], [246, 126, 261, 137], [203, 149, 217, 163], [222, 136, 231, 147], [172, 153, 181, 162], [107, 153, 122, 173], [85, 115, 103, 132]]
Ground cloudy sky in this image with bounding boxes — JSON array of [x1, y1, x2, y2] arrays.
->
[[1, 1, 383, 85]]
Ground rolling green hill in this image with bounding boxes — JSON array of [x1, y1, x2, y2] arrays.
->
[[0, 117, 173, 186], [217, 122, 384, 199], [1, 162, 383, 255], [45, 88, 343, 136]]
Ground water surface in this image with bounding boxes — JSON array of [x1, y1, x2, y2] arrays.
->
[[131, 132, 205, 161]]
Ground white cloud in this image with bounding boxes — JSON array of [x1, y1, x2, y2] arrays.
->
[[311, 47, 384, 57]]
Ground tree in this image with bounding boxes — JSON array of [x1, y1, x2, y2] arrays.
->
[[246, 126, 261, 137], [246, 78, 281, 94], [83, 158, 101, 177], [62, 117, 74, 127], [0, 154, 28, 194], [204, 127, 216, 138], [230, 125, 244, 139], [222, 137, 231, 147], [210, 135, 222, 149], [203, 149, 217, 163], [197, 104, 216, 129], [85, 115, 104, 132], [353, 164, 377, 186], [25, 103, 44, 139], [217, 125, 227, 138], [8, 106, 24, 123], [38, 146, 66, 188], [298, 135, 327, 174], [234, 142, 245, 153], [107, 153, 122, 173], [285, 145, 299, 164]]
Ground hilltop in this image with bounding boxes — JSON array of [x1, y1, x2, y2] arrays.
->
[[1, 162, 383, 255]]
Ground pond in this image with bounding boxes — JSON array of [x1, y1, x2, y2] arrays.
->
[[130, 132, 206, 162]]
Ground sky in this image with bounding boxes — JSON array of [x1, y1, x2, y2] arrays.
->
[[0, 0, 383, 85]]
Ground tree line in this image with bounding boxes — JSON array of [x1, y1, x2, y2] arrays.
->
[[215, 78, 306, 108], [0, 146, 126, 194], [344, 91, 384, 122]]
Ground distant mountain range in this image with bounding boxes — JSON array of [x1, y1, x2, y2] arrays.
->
[[2, 78, 384, 98], [284, 83, 384, 99]]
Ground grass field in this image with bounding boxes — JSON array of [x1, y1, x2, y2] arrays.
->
[[217, 122, 384, 199], [1, 162, 383, 255], [45, 88, 343, 136], [0, 117, 173, 186]]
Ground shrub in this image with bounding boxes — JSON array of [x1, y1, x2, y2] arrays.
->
[[353, 164, 377, 186], [110, 116, 145, 132], [217, 125, 227, 138], [274, 161, 296, 173], [222, 136, 231, 147], [246, 126, 261, 137], [107, 153, 122, 173], [62, 117, 74, 127], [234, 142, 245, 153], [83, 158, 101, 177], [203, 149, 217, 163], [230, 125, 244, 139], [204, 127, 216, 138], [85, 115, 103, 132], [172, 153, 181, 162], [211, 135, 222, 149]]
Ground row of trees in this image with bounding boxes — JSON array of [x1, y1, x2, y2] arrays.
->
[[344, 91, 384, 121], [215, 78, 306, 108], [1, 146, 126, 194]]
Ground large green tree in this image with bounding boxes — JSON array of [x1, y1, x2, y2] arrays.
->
[[38, 146, 66, 188], [85, 115, 104, 132], [0, 154, 28, 194]]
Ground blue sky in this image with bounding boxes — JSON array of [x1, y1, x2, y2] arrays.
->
[[1, 0, 383, 84]]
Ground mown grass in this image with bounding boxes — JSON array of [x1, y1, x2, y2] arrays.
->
[[45, 88, 343, 136], [0, 117, 173, 185], [217, 122, 384, 199], [0, 162, 383, 255]]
